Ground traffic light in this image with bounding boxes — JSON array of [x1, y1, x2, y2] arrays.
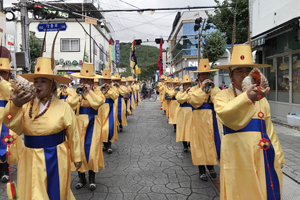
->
[[205, 24, 211, 30], [155, 38, 164, 44], [33, 3, 45, 20], [194, 17, 202, 32], [134, 39, 142, 45]]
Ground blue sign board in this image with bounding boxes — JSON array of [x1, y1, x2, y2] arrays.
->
[[37, 23, 67, 32], [115, 40, 120, 65]]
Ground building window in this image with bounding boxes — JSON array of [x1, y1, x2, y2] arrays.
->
[[265, 59, 276, 101], [277, 56, 289, 103], [292, 53, 300, 104], [60, 38, 80, 52]]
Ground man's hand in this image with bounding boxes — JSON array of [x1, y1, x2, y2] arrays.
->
[[12, 90, 34, 107], [185, 87, 191, 93], [247, 85, 270, 102], [280, 163, 284, 169], [74, 161, 82, 171], [200, 79, 213, 91]]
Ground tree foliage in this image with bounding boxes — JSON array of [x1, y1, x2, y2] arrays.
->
[[203, 30, 227, 64], [206, 0, 249, 44], [118, 42, 160, 80], [21, 32, 43, 72]]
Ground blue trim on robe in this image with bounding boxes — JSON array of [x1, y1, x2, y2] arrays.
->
[[193, 103, 221, 160], [171, 97, 176, 100], [24, 131, 65, 200], [0, 100, 8, 162], [117, 95, 122, 124], [180, 102, 193, 108], [129, 92, 132, 110], [59, 94, 68, 101], [105, 98, 115, 140], [224, 119, 281, 200], [78, 107, 98, 163]]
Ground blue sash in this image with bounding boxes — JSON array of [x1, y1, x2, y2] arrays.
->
[[129, 92, 132, 110], [193, 103, 221, 160], [25, 131, 65, 200], [0, 100, 8, 162], [59, 94, 68, 100], [133, 92, 136, 103], [117, 95, 122, 124], [171, 97, 176, 100], [78, 107, 98, 163], [224, 119, 280, 200], [105, 98, 115, 140], [180, 102, 193, 108]]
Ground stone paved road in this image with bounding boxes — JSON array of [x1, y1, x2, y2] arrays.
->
[[72, 100, 220, 200]]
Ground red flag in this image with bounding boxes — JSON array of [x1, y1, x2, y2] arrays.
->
[[157, 40, 163, 77]]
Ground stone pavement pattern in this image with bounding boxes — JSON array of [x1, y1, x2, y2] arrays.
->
[[72, 101, 219, 200]]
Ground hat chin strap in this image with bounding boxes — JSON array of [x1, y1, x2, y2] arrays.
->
[[230, 66, 253, 71]]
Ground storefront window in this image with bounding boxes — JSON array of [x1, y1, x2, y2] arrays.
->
[[292, 53, 300, 104], [277, 56, 289, 103], [265, 59, 276, 101]]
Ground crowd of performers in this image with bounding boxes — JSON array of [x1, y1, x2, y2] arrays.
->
[[0, 45, 142, 199], [158, 44, 285, 200]]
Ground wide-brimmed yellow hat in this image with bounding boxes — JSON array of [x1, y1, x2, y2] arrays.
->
[[21, 57, 71, 84], [172, 77, 182, 84], [127, 76, 133, 82], [0, 58, 17, 71], [214, 44, 271, 69], [182, 74, 196, 84], [160, 75, 165, 80], [121, 77, 126, 82], [100, 69, 112, 79], [165, 77, 173, 83], [192, 58, 218, 73], [71, 62, 102, 79], [112, 73, 121, 80]]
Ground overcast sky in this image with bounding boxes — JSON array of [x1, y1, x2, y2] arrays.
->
[[4, 0, 218, 46]]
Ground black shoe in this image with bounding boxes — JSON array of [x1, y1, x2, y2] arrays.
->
[[1, 175, 9, 183], [119, 125, 123, 132], [88, 170, 96, 191], [209, 169, 217, 179], [1, 163, 9, 183], [183, 148, 188, 153], [103, 145, 107, 151], [107, 148, 113, 154], [75, 172, 86, 189], [199, 173, 208, 181]]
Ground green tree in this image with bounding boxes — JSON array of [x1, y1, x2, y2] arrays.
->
[[206, 0, 249, 44], [21, 31, 43, 72], [203, 30, 227, 64]]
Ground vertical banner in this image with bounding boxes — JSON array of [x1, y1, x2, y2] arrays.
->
[[115, 40, 120, 65], [112, 45, 116, 61]]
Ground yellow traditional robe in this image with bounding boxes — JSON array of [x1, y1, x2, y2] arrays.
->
[[130, 85, 136, 110], [158, 82, 164, 105], [57, 87, 78, 110], [3, 98, 81, 200], [116, 85, 129, 126], [126, 86, 132, 115], [0, 80, 24, 165], [188, 85, 222, 166], [167, 87, 179, 124], [135, 84, 141, 103], [162, 86, 171, 116], [98, 86, 119, 143], [175, 91, 192, 142], [214, 87, 285, 200]]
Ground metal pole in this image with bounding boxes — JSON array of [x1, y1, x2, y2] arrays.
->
[[89, 23, 91, 63], [20, 0, 31, 72], [198, 19, 206, 60], [0, 0, 3, 12]]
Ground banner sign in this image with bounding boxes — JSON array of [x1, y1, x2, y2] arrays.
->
[[115, 40, 120, 65]]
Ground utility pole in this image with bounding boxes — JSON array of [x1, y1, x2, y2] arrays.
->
[[197, 19, 206, 60], [0, 0, 3, 12], [20, 0, 31, 72]]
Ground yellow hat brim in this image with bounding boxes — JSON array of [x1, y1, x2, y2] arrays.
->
[[214, 63, 271, 69], [111, 77, 121, 80], [21, 74, 71, 84], [191, 69, 219, 73], [0, 68, 18, 71], [71, 73, 103, 79]]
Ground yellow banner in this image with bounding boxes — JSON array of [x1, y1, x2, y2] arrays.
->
[[85, 17, 97, 25]]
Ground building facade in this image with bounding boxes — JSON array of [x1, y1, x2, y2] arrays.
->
[[250, 0, 300, 121]]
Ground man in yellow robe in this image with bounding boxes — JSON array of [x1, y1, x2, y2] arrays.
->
[[214, 44, 284, 200], [162, 77, 173, 117], [0, 55, 24, 183], [57, 84, 78, 110], [188, 58, 221, 181], [167, 77, 181, 132], [158, 75, 166, 106], [175, 75, 194, 152], [112, 74, 129, 132], [98, 69, 119, 155], [127, 76, 136, 111], [71, 63, 105, 191]]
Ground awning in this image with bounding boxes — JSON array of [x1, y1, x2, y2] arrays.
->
[[251, 36, 266, 48]]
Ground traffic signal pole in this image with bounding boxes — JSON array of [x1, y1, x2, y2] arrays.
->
[[197, 19, 206, 60], [20, 0, 31, 71]]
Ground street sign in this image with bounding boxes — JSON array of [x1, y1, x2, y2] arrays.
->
[[37, 23, 67, 32], [115, 40, 120, 65], [85, 17, 97, 25]]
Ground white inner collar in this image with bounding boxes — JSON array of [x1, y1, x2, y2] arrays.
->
[[36, 96, 54, 114], [230, 83, 242, 95]]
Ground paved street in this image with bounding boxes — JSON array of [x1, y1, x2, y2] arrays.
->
[[0, 100, 300, 200]]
